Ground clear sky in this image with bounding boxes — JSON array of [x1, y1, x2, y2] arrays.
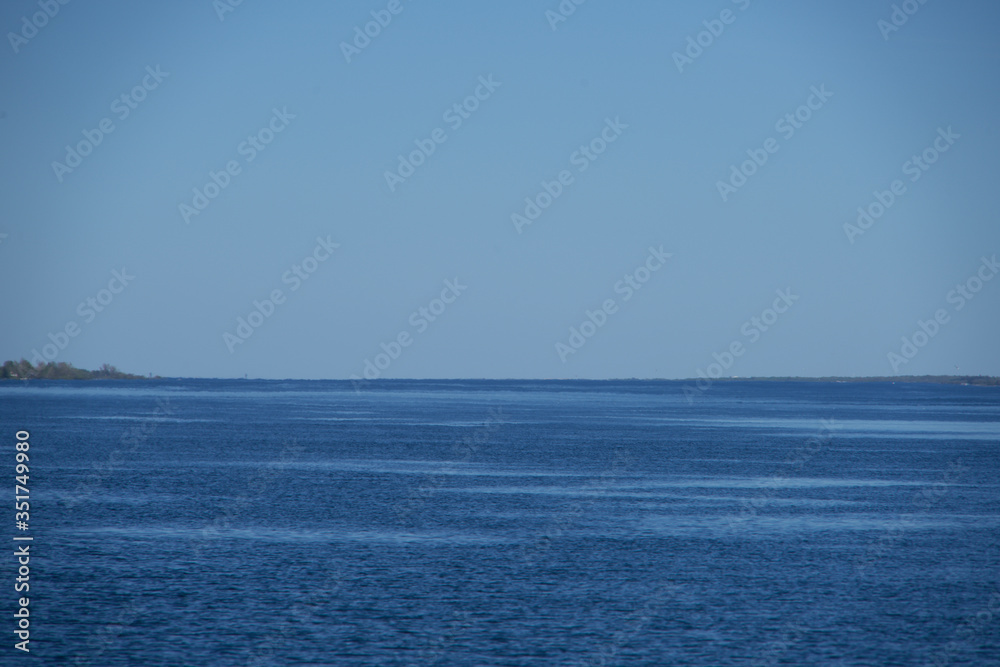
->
[[1, 0, 998, 380]]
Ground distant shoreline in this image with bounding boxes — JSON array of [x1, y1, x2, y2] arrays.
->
[[0, 359, 152, 381], [691, 375, 999, 386], [2, 367, 996, 387]]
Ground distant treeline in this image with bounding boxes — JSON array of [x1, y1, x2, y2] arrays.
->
[[1, 359, 148, 380]]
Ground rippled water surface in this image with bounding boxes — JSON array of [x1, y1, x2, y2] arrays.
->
[[2, 379, 999, 665]]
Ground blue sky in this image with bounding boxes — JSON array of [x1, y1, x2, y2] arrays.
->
[[1, 0, 998, 380]]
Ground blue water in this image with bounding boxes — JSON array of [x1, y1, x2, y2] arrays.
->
[[2, 380, 999, 665]]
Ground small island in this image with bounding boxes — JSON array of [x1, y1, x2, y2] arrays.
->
[[1, 359, 151, 380]]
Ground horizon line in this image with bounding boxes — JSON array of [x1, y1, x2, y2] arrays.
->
[[7, 374, 999, 384]]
